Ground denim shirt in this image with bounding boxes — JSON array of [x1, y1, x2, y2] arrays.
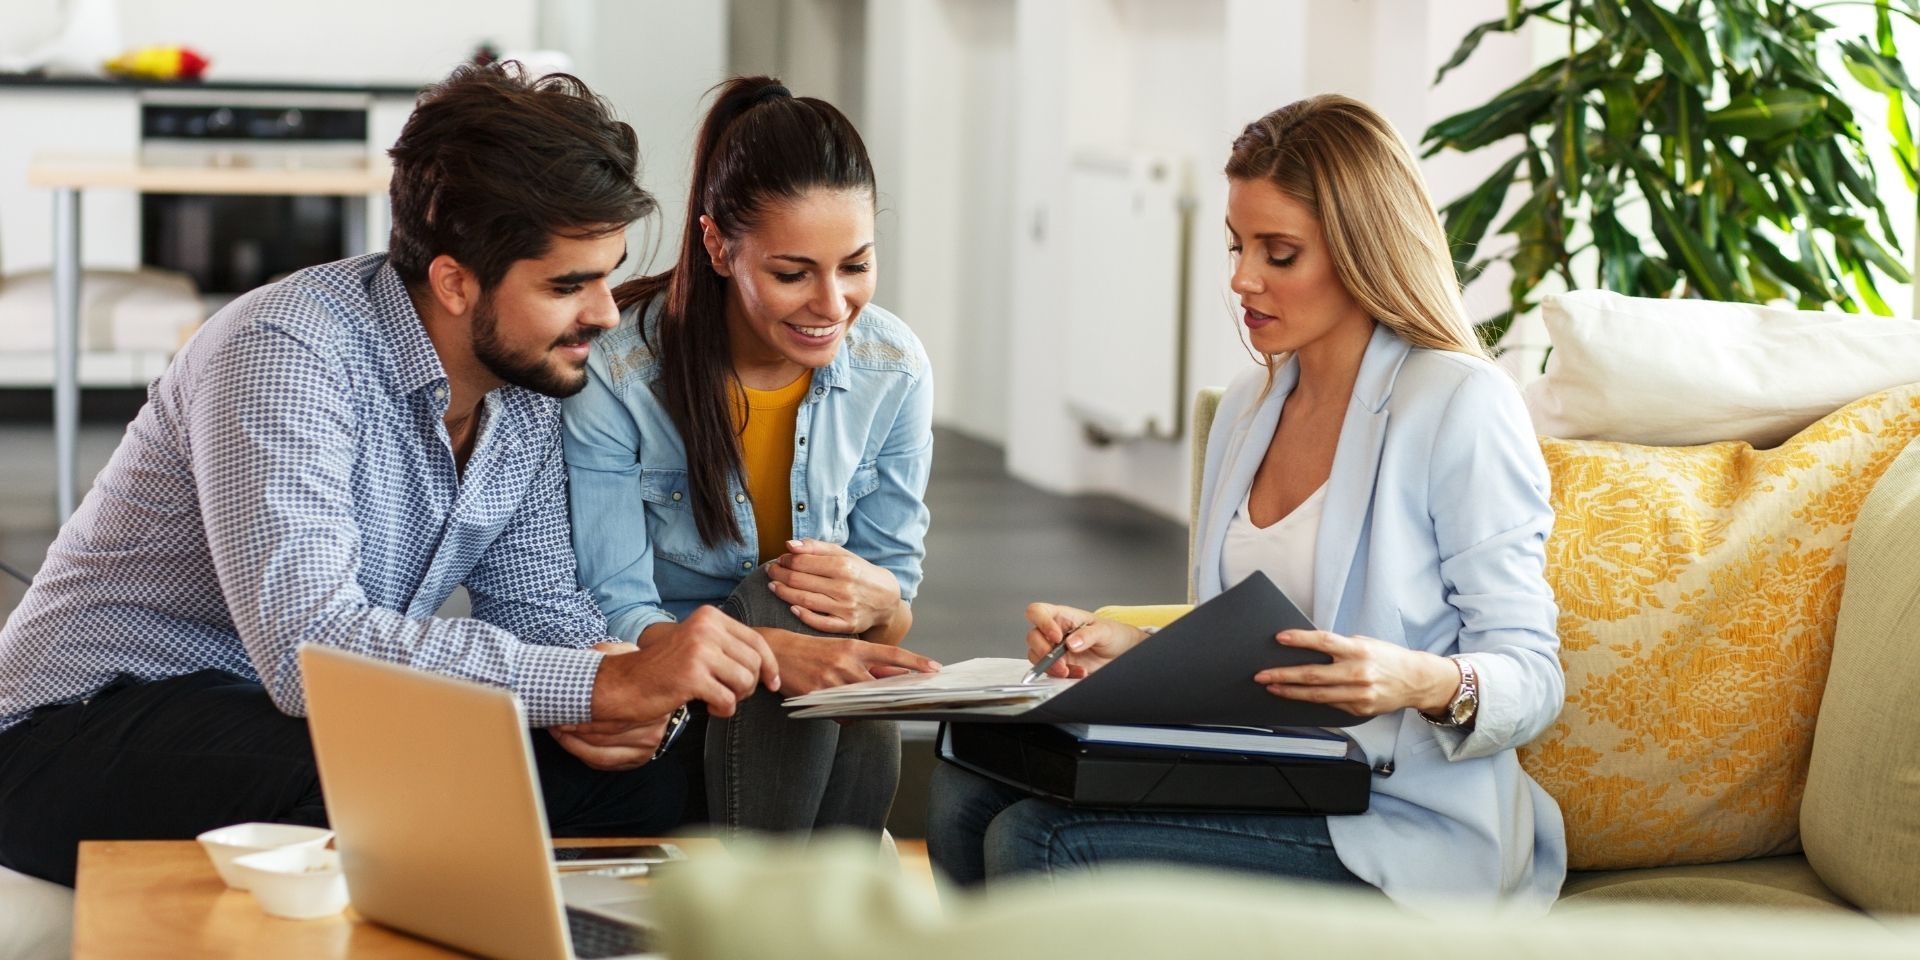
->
[[562, 298, 934, 643]]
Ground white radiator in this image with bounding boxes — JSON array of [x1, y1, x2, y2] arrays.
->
[[1060, 150, 1191, 442]]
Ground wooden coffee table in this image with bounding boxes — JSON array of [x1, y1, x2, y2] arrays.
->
[[71, 837, 716, 959]]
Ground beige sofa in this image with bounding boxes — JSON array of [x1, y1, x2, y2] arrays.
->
[[1109, 386, 1920, 917], [647, 390, 1920, 958]]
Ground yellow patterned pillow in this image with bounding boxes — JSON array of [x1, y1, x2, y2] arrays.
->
[[1520, 384, 1920, 871]]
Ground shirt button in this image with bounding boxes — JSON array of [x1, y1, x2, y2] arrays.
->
[[735, 493, 747, 503], [813, 387, 824, 396], [741, 560, 754, 570], [671, 491, 683, 502], [796, 502, 807, 512], [797, 437, 806, 446], [432, 386, 447, 401]]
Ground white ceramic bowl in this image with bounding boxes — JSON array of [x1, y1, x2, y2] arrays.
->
[[195, 822, 333, 890], [231, 846, 349, 919]]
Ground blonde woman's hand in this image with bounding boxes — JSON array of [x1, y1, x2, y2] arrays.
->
[[1252, 630, 1461, 717], [1024, 603, 1150, 679]]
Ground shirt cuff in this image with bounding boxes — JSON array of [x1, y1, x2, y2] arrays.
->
[[608, 608, 677, 646], [1450, 651, 1516, 758], [514, 643, 605, 727]]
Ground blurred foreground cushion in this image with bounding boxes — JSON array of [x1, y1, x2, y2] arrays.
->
[[650, 837, 1920, 960]]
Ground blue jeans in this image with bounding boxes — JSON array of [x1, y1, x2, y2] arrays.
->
[[925, 762, 1376, 890], [707, 567, 899, 839]]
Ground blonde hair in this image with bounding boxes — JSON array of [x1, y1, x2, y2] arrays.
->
[[1224, 94, 1488, 363]]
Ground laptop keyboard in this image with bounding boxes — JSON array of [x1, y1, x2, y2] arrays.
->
[[565, 907, 655, 958]]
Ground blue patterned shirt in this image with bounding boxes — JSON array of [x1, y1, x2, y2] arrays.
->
[[0, 254, 609, 730]]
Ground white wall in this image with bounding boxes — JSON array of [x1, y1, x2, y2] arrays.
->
[[869, 0, 1540, 521], [3, 0, 538, 84], [862, 0, 1021, 441], [546, 1, 729, 277]]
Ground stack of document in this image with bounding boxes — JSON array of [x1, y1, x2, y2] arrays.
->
[[784, 658, 1069, 719], [778, 573, 1364, 729], [1054, 723, 1349, 758]]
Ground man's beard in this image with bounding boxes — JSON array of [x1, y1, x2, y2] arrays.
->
[[470, 294, 601, 398]]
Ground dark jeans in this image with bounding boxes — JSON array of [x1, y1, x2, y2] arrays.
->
[[926, 762, 1377, 891], [709, 566, 900, 839], [0, 669, 690, 887]]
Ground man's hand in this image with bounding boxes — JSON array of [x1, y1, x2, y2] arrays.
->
[[553, 642, 668, 769], [548, 716, 669, 771], [761, 627, 939, 697], [767, 539, 905, 637], [590, 605, 779, 722]]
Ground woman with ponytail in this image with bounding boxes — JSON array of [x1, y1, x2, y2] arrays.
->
[[563, 77, 937, 838]]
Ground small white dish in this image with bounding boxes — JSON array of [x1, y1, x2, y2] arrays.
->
[[195, 822, 333, 891], [231, 846, 349, 919]]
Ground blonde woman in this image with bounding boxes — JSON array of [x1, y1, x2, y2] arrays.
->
[[927, 95, 1567, 911]]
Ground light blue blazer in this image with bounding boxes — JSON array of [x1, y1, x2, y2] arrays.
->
[[1195, 323, 1567, 912]]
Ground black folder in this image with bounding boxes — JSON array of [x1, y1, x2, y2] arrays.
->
[[873, 572, 1366, 729], [938, 722, 1372, 814]]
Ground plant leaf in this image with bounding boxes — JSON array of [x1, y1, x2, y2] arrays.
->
[[1717, 4, 1761, 68], [1591, 205, 1647, 293], [1435, 0, 1568, 86], [1631, 155, 1736, 300], [1440, 153, 1527, 271], [1422, 81, 1557, 156], [1745, 230, 1830, 302], [1622, 0, 1712, 87], [1706, 89, 1826, 140]]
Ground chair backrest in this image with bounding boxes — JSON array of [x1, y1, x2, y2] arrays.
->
[[1187, 387, 1223, 603]]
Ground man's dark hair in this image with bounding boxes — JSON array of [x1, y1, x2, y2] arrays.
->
[[387, 62, 654, 289]]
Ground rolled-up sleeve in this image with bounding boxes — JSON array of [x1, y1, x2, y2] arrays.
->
[[188, 323, 602, 725], [1424, 368, 1564, 759]]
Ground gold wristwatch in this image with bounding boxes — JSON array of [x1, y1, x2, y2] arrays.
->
[[1423, 655, 1478, 728]]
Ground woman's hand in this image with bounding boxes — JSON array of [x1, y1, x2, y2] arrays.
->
[[767, 539, 904, 637], [1253, 630, 1462, 717], [1024, 603, 1150, 679], [760, 627, 940, 697]]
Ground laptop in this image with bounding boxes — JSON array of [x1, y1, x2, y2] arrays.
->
[[300, 644, 662, 960]]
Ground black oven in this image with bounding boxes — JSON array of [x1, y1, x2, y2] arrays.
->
[[136, 90, 374, 296]]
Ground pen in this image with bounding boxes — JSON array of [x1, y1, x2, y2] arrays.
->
[[1023, 621, 1090, 684]]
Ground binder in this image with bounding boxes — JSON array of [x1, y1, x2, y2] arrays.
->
[[938, 722, 1372, 814]]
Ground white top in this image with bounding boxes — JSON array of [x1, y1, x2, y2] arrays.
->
[[1220, 482, 1327, 625]]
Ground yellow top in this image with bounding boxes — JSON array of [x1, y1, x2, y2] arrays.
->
[[732, 373, 812, 563]]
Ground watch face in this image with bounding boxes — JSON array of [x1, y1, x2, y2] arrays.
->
[[1450, 691, 1478, 725]]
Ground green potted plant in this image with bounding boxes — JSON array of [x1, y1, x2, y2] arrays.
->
[[1423, 0, 1920, 344]]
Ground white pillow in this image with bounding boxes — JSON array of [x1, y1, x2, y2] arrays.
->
[[1523, 291, 1920, 447]]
